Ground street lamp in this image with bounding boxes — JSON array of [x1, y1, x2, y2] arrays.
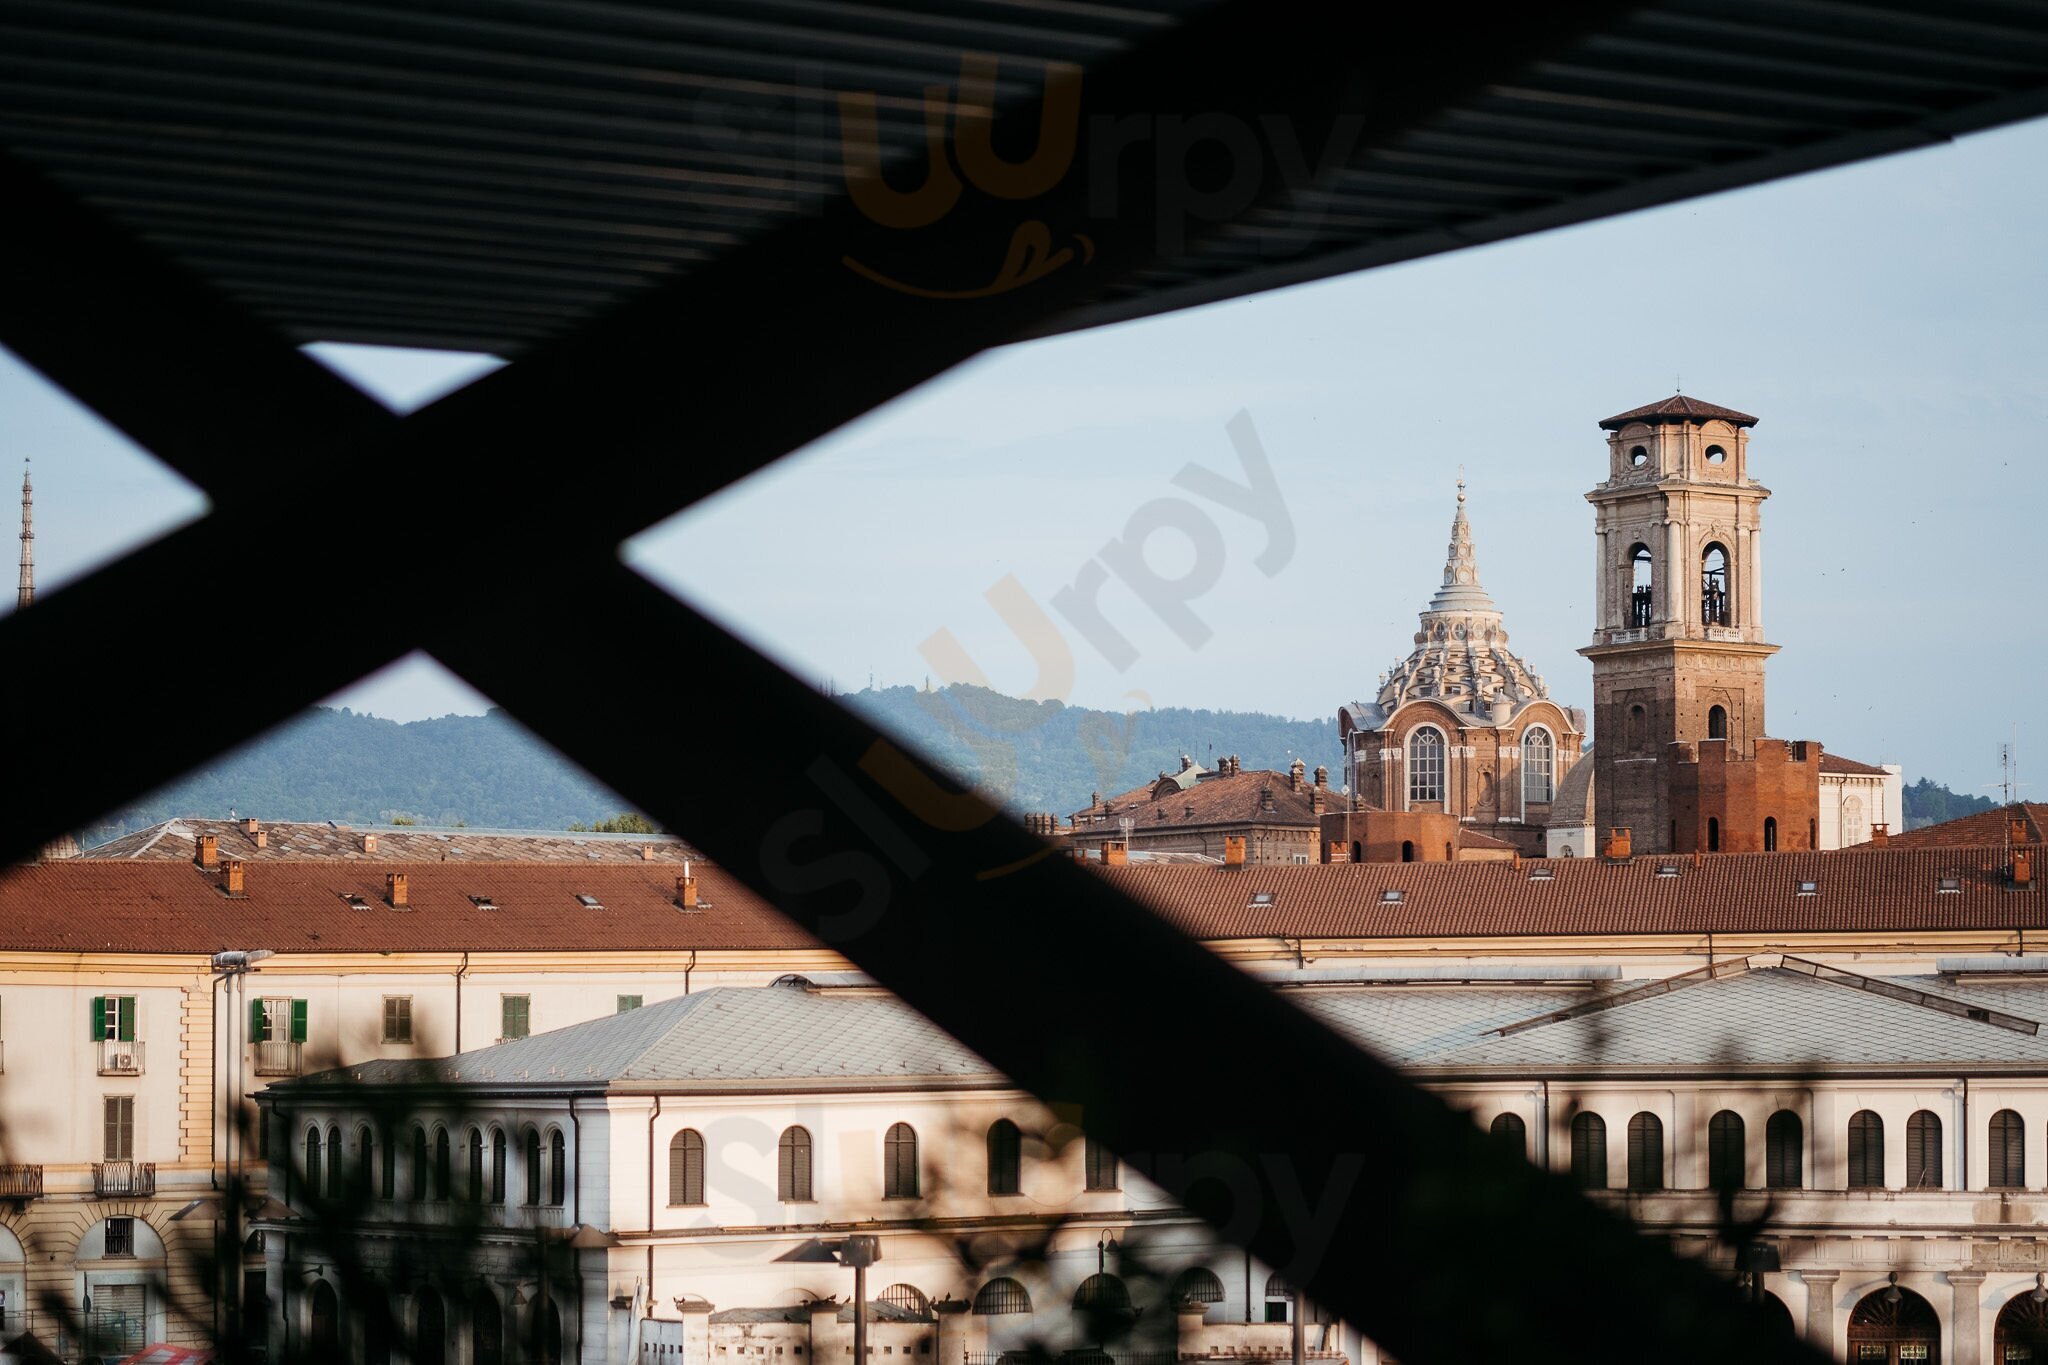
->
[[210, 947, 273, 1358], [778, 1237, 881, 1365]]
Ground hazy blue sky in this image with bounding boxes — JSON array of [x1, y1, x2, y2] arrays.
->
[[4, 115, 2043, 798]]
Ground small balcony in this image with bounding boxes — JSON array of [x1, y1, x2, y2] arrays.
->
[[251, 1039, 304, 1077], [96, 1038, 144, 1075], [94, 1160, 156, 1197], [0, 1163, 44, 1199]]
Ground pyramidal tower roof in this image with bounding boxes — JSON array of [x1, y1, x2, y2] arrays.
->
[[1598, 394, 1759, 430]]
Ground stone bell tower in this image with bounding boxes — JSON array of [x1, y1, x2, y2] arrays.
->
[[1580, 395, 1817, 855]]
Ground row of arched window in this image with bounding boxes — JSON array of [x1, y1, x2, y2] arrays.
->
[[300, 1122, 567, 1208], [303, 1277, 562, 1365], [1621, 541, 1735, 629], [666, 1121, 1120, 1206], [1403, 727, 1555, 806], [1489, 1107, 1996, 1191], [965, 1270, 1307, 1320]]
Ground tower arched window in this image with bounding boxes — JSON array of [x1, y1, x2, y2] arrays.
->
[[432, 1127, 451, 1202], [411, 1126, 428, 1201], [489, 1127, 507, 1204], [466, 1127, 484, 1203], [1701, 543, 1731, 625], [547, 1128, 567, 1206], [1628, 543, 1654, 627], [1765, 1110, 1802, 1189], [986, 1120, 1021, 1196], [779, 1126, 814, 1202], [1626, 1112, 1663, 1191], [304, 1127, 323, 1202], [1628, 704, 1647, 751], [668, 1129, 705, 1206], [1847, 1110, 1884, 1189], [327, 1124, 343, 1200], [356, 1125, 376, 1201], [1407, 727, 1445, 806], [1522, 728, 1554, 804], [522, 1128, 541, 1206], [1707, 704, 1728, 740], [1764, 817, 1778, 852], [1570, 1112, 1606, 1189]]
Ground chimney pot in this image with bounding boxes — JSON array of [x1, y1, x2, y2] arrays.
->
[[194, 833, 218, 869], [222, 859, 245, 895], [386, 872, 408, 908], [676, 874, 699, 909], [361, 832, 378, 855]]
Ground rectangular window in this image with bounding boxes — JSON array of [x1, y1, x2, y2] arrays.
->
[[251, 998, 307, 1043], [501, 995, 531, 1041], [103, 1096, 134, 1160], [382, 996, 413, 1043], [90, 995, 138, 1042], [617, 995, 643, 1013], [103, 1216, 134, 1258]]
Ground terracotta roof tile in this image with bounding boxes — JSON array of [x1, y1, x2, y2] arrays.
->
[[82, 817, 697, 863], [1074, 768, 1327, 830], [1818, 752, 1894, 777], [1889, 804, 2047, 849], [1598, 395, 1759, 430]]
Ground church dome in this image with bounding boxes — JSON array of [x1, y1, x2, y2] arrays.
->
[[1355, 483, 1554, 727]]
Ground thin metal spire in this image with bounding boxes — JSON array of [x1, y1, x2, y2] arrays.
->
[[17, 457, 32, 609]]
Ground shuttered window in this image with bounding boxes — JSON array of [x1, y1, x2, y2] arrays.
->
[[884, 1122, 919, 1199], [1626, 1113, 1663, 1191], [327, 1125, 343, 1199], [1847, 1111, 1884, 1189], [779, 1126, 813, 1202], [1489, 1112, 1526, 1158], [103, 1096, 134, 1160], [305, 1127, 323, 1198], [1085, 1134, 1120, 1191], [1765, 1110, 1803, 1189], [1570, 1112, 1606, 1190], [1707, 1111, 1745, 1190], [1990, 1109, 2026, 1189], [1906, 1110, 1943, 1189], [548, 1129, 567, 1206], [523, 1129, 542, 1205], [490, 1128, 507, 1204], [986, 1119, 1021, 1195], [500, 995, 530, 1041], [433, 1128, 452, 1202], [668, 1129, 705, 1206], [90, 996, 137, 1041], [249, 998, 305, 1042], [466, 1129, 484, 1203]]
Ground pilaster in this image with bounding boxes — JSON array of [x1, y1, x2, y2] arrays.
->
[[1800, 1270, 1840, 1358], [1949, 1271, 1985, 1365]]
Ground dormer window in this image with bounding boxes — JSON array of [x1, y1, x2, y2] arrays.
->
[[1796, 880, 1818, 897], [340, 893, 370, 911], [469, 894, 499, 911], [575, 893, 604, 909], [1380, 890, 1404, 904], [1655, 865, 1679, 879], [1937, 877, 1962, 894]]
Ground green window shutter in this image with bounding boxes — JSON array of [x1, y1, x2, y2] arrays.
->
[[91, 996, 106, 1041], [290, 999, 308, 1043], [251, 998, 266, 1041], [117, 996, 136, 1042]]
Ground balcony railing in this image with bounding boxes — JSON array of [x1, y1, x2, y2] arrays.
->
[[251, 1039, 304, 1077], [93, 1160, 156, 1197], [96, 1038, 144, 1075], [360, 1198, 572, 1228], [0, 1162, 43, 1199]]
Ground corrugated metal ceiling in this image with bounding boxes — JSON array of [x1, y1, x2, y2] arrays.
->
[[2, 0, 2045, 355]]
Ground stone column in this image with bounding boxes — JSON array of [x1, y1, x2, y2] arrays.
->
[[1663, 517, 1684, 630], [1595, 528, 1610, 631], [1734, 526, 1750, 631], [1949, 1272, 1985, 1365], [1748, 517, 1764, 637], [1800, 1270, 1839, 1358]]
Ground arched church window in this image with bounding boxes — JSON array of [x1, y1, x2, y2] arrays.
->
[[1407, 728, 1445, 806], [1708, 705, 1728, 740], [1628, 544, 1654, 627], [1702, 543, 1731, 626], [1522, 729, 1554, 803]]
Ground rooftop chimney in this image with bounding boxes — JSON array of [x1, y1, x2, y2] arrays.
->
[[252, 828, 267, 849], [676, 873, 699, 909], [1289, 758, 1305, 791], [222, 859, 246, 896], [641, 844, 656, 861], [1104, 841, 1129, 867], [1603, 827, 1632, 861], [1314, 765, 1328, 789], [2016, 848, 2035, 889], [386, 872, 408, 908], [1223, 836, 1246, 867], [1869, 823, 1889, 847], [242, 817, 261, 834], [2013, 816, 2033, 847], [361, 832, 378, 855], [194, 833, 218, 869]]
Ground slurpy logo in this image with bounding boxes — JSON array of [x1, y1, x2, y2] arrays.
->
[[838, 55, 1090, 298]]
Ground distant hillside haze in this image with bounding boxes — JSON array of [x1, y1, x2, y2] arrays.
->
[[77, 688, 1979, 845]]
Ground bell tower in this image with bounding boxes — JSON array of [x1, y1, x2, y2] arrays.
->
[[1580, 395, 1810, 854]]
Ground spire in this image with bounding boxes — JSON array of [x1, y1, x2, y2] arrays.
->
[[17, 458, 32, 610], [1426, 478, 1497, 615]]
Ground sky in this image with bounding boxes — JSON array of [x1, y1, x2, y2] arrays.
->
[[2, 116, 2043, 799]]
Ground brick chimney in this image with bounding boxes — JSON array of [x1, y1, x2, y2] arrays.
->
[[1869, 823, 1889, 846], [251, 828, 267, 849], [222, 859, 246, 896], [1223, 836, 1246, 867], [386, 872, 408, 908], [1309, 788, 1325, 816], [1104, 841, 1129, 866], [1289, 758, 1305, 792], [676, 871, 699, 909], [361, 832, 378, 855], [194, 833, 218, 869], [242, 817, 261, 835], [2013, 815, 2033, 847], [2017, 847, 2035, 889], [1603, 826, 1632, 861], [1314, 765, 1328, 789]]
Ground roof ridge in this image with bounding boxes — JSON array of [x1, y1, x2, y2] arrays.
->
[[1490, 956, 1751, 1038]]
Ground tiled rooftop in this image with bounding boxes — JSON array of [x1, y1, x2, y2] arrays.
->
[[82, 817, 698, 863]]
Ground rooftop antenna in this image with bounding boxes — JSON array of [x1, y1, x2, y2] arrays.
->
[[17, 456, 32, 610]]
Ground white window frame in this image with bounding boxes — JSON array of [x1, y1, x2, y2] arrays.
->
[[1406, 725, 1448, 810], [1521, 725, 1555, 807]]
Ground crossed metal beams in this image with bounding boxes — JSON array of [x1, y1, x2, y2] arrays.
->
[[0, 2, 1825, 1359]]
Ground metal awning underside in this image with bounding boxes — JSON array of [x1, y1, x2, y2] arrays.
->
[[4, 0, 2047, 355]]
